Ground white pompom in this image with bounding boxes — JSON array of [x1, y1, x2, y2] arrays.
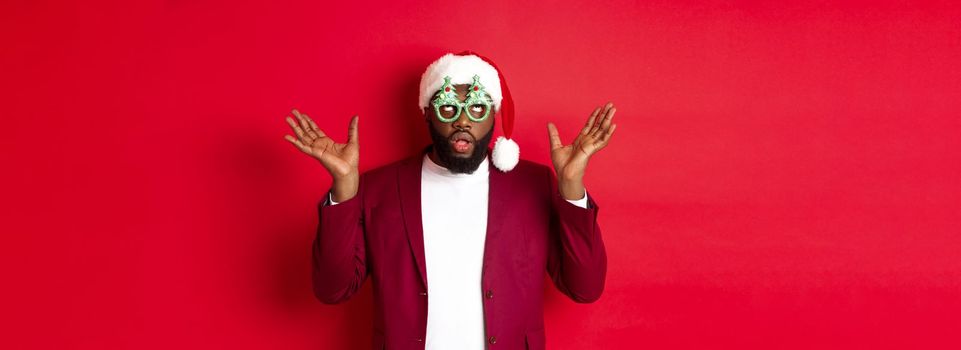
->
[[491, 136, 520, 172]]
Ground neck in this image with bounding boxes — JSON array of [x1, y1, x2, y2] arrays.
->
[[428, 149, 444, 168]]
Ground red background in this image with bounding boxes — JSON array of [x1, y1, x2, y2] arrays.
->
[[2, 1, 959, 349]]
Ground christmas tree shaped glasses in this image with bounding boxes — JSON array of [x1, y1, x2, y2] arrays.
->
[[431, 75, 493, 123]]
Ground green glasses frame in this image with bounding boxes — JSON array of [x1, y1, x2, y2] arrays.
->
[[431, 75, 493, 123]]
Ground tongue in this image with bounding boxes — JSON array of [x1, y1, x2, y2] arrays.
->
[[454, 140, 470, 152]]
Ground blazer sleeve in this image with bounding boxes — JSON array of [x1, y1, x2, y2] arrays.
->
[[545, 168, 608, 303], [311, 177, 368, 304]]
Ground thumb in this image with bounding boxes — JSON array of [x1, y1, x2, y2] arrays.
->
[[347, 115, 359, 145], [547, 122, 563, 150]]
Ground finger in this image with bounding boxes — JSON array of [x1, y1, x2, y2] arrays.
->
[[291, 109, 305, 127], [580, 107, 601, 135], [302, 112, 326, 138], [593, 107, 615, 139], [600, 123, 617, 146], [299, 113, 324, 139], [347, 115, 359, 145], [590, 104, 615, 139], [286, 116, 308, 141], [284, 134, 311, 153], [292, 109, 314, 136], [293, 110, 317, 138], [589, 102, 613, 136], [593, 123, 617, 153], [547, 122, 563, 150]]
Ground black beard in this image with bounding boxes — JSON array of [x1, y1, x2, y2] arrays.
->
[[428, 120, 495, 174]]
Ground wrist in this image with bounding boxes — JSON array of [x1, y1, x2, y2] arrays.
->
[[560, 174, 583, 184], [331, 171, 359, 202], [558, 181, 585, 201], [558, 170, 584, 185], [332, 169, 358, 182], [330, 187, 357, 203], [558, 166, 585, 182]]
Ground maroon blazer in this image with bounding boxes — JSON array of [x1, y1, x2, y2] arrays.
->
[[312, 148, 607, 350]]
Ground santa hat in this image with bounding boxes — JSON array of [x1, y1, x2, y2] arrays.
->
[[418, 51, 519, 172]]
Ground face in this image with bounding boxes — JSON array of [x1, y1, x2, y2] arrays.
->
[[425, 84, 496, 174]]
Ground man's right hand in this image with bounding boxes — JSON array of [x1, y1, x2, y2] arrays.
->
[[284, 109, 359, 202]]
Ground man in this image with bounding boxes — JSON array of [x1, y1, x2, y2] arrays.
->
[[284, 52, 616, 350]]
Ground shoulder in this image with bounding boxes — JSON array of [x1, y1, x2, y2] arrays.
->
[[361, 157, 413, 183], [495, 159, 556, 207], [358, 151, 426, 186], [505, 158, 553, 180], [363, 158, 408, 177], [496, 158, 555, 196]]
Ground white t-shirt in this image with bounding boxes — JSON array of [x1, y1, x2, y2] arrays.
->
[[420, 154, 490, 349]]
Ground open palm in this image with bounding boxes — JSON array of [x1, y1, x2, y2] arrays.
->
[[284, 109, 359, 179], [547, 103, 617, 180]]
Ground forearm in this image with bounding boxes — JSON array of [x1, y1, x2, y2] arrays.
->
[[549, 194, 607, 302], [547, 165, 607, 302], [312, 192, 367, 304]]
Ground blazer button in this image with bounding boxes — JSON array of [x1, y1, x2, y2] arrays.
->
[[488, 336, 497, 344], [485, 290, 494, 299], [419, 291, 427, 296], [416, 338, 423, 342]]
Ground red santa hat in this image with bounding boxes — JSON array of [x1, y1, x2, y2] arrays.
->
[[418, 51, 519, 172]]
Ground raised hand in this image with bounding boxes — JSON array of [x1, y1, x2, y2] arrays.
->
[[547, 102, 617, 200], [284, 109, 360, 201]]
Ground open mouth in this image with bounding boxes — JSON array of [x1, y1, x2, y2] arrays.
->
[[449, 131, 475, 153]]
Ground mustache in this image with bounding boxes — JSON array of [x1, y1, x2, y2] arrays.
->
[[428, 123, 495, 175], [448, 130, 475, 142]]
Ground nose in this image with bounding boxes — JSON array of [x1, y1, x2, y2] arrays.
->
[[452, 107, 472, 130]]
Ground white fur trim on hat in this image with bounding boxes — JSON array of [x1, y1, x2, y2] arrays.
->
[[491, 136, 519, 172], [418, 53, 503, 111]]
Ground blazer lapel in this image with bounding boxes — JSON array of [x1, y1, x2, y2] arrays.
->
[[483, 154, 509, 276], [398, 152, 428, 289]]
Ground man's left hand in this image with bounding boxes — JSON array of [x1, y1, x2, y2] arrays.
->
[[547, 102, 617, 201]]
